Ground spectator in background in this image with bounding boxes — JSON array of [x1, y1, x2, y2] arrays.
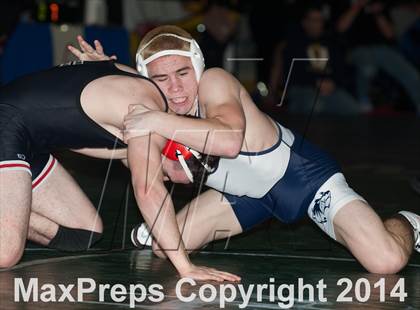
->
[[249, 0, 293, 107], [0, 0, 33, 85], [334, 0, 420, 114], [399, 2, 420, 70], [0, 1, 32, 56], [197, 0, 240, 69], [283, 5, 361, 115]]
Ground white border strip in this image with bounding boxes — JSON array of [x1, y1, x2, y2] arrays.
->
[[0, 160, 31, 176], [32, 155, 57, 191]]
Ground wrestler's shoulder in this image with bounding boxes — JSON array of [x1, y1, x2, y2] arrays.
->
[[200, 68, 239, 91], [201, 67, 232, 80]]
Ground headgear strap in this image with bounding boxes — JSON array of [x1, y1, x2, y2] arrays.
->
[[136, 33, 205, 82], [162, 140, 214, 182]]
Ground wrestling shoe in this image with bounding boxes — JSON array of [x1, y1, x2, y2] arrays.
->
[[131, 223, 152, 247], [399, 211, 420, 253]]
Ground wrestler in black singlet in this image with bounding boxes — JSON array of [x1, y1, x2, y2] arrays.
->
[[0, 60, 167, 179]]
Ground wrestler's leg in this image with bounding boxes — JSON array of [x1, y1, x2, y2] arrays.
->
[[27, 211, 58, 245], [178, 189, 243, 250], [150, 189, 243, 258], [0, 170, 32, 268], [309, 173, 413, 274], [333, 200, 413, 274], [28, 159, 103, 250]]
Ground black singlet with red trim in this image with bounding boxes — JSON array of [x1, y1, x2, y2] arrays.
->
[[0, 60, 167, 159]]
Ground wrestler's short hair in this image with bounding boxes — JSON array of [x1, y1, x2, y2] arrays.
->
[[136, 25, 205, 81], [138, 25, 193, 60], [186, 152, 220, 185]]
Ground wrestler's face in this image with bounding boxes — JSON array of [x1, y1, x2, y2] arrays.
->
[[161, 157, 191, 184], [147, 55, 198, 115]]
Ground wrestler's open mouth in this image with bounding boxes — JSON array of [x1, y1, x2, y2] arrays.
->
[[170, 96, 188, 105]]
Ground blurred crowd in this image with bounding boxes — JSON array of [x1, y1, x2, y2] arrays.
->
[[250, 0, 420, 116], [1, 0, 420, 116]]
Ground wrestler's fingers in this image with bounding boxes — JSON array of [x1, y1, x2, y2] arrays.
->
[[216, 272, 241, 282], [67, 45, 82, 58], [76, 35, 87, 50], [124, 113, 142, 123], [207, 268, 241, 282], [211, 273, 238, 282], [186, 271, 225, 282], [94, 40, 104, 54], [128, 104, 140, 112], [123, 129, 150, 142], [127, 104, 151, 115], [79, 36, 94, 53], [123, 115, 136, 125]]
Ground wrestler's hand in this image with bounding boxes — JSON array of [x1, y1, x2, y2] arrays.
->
[[179, 264, 241, 282], [67, 35, 117, 61], [123, 105, 156, 142]]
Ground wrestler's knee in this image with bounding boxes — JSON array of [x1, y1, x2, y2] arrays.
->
[[89, 216, 103, 235], [78, 213, 103, 235], [0, 244, 24, 268], [363, 248, 407, 274]]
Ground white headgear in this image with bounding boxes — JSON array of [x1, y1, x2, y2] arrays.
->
[[136, 33, 205, 82]]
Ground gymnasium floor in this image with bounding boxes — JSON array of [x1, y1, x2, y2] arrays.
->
[[1, 114, 419, 309]]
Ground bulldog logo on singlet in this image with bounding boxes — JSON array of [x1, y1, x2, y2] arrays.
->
[[311, 191, 331, 224]]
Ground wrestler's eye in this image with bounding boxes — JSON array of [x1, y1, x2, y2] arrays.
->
[[155, 77, 168, 82], [178, 69, 190, 77]]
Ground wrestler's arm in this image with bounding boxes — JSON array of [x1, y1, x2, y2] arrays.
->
[[125, 68, 245, 157], [122, 156, 167, 180], [120, 88, 191, 272], [128, 134, 238, 281], [71, 147, 125, 159], [70, 147, 129, 169], [70, 76, 162, 164], [128, 134, 190, 269]]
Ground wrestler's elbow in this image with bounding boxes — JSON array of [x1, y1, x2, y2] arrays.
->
[[222, 131, 243, 158]]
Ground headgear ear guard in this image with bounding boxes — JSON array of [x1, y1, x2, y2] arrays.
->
[[136, 33, 205, 82], [162, 140, 214, 183]]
